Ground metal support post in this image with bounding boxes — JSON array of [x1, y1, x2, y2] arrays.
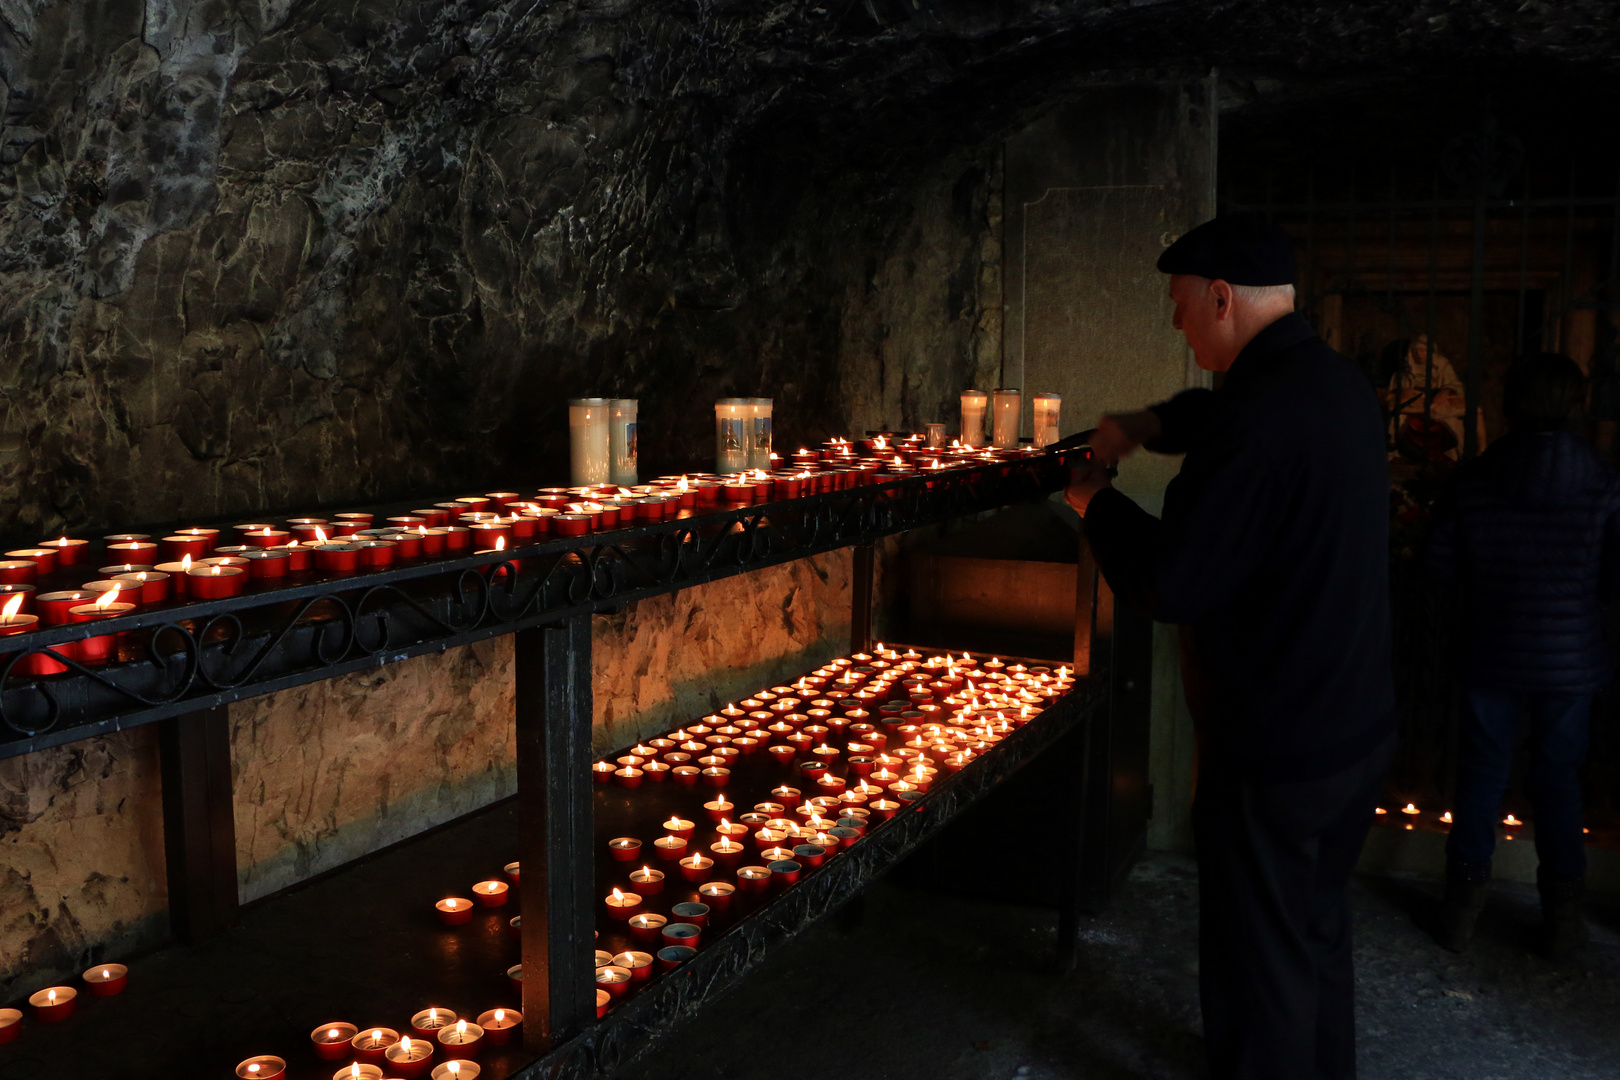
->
[[159, 705, 238, 944], [850, 542, 876, 653], [516, 616, 596, 1052]]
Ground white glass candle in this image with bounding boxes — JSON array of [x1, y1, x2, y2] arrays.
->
[[1032, 392, 1062, 449], [925, 422, 946, 448], [747, 398, 774, 470], [568, 398, 610, 485], [609, 399, 639, 485], [991, 389, 1021, 449], [715, 399, 749, 473], [959, 390, 988, 446]]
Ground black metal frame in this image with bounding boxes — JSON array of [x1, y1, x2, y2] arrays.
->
[[6, 450, 1119, 1075]]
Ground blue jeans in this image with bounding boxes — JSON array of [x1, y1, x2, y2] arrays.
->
[[1446, 686, 1592, 883]]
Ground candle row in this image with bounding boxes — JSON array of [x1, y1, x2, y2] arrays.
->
[[0, 963, 128, 1046], [587, 647, 1073, 1016], [240, 1005, 520, 1079]]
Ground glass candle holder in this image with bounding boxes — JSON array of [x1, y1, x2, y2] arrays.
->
[[609, 399, 639, 485], [568, 398, 610, 485], [747, 398, 774, 470], [1032, 392, 1062, 449], [959, 390, 988, 446], [715, 398, 749, 474], [991, 388, 1022, 449], [925, 422, 946, 448]]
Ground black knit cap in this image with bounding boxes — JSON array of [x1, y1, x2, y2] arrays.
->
[[1156, 214, 1296, 286]]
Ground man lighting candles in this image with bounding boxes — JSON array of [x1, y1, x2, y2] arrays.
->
[[1065, 215, 1395, 1080]]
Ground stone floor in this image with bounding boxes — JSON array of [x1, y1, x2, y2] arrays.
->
[[624, 853, 1620, 1080]]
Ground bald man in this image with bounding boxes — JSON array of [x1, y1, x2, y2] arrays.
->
[[1066, 217, 1395, 1080]]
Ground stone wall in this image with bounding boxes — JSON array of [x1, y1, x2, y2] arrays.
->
[[0, 551, 853, 996]]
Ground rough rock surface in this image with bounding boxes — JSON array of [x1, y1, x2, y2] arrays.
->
[[4, 1, 1617, 536]]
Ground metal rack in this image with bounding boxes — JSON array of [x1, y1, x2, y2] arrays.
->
[[2, 448, 1133, 1076]]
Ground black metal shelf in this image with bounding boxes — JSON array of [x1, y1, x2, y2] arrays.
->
[[0, 453, 1072, 757]]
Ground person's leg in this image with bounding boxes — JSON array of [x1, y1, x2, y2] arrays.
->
[[1445, 685, 1522, 874], [1307, 737, 1395, 1080], [1525, 693, 1593, 958]]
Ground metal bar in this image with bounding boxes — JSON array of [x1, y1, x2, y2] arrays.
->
[[158, 705, 237, 944], [517, 617, 595, 1051], [1465, 184, 1488, 457], [1225, 196, 1620, 213], [1056, 535, 1101, 971], [850, 543, 876, 654]]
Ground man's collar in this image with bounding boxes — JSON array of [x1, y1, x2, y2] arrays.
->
[[1227, 312, 1316, 380]]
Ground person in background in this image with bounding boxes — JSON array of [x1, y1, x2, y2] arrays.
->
[[1067, 215, 1395, 1080], [1426, 352, 1620, 958], [1387, 335, 1487, 462]]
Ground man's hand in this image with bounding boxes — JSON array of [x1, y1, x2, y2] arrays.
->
[[1065, 462, 1113, 518], [1089, 409, 1163, 465]]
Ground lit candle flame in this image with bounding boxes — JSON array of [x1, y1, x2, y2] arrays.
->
[[47, 989, 56, 1003], [1441, 811, 1453, 824], [314, 526, 328, 543], [248, 1067, 260, 1077], [401, 1036, 412, 1052], [449, 1065, 461, 1077], [419, 525, 428, 535], [350, 1066, 361, 1078], [445, 898, 457, 909], [94, 584, 121, 609], [677, 476, 689, 492], [102, 969, 110, 979], [456, 1019, 467, 1034], [495, 534, 506, 551], [611, 887, 624, 902], [2, 593, 22, 621], [495, 1009, 505, 1022], [1504, 814, 1523, 827], [180, 553, 192, 571], [428, 1008, 437, 1021]]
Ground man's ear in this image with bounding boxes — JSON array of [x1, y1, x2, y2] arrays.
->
[[1209, 279, 1236, 321]]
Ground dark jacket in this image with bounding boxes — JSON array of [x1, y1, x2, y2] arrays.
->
[[1084, 313, 1396, 781], [1425, 430, 1620, 694]]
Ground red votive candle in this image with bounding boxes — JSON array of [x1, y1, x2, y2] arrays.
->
[[607, 837, 642, 862], [233, 1056, 286, 1080], [275, 543, 313, 572], [628, 866, 665, 895], [38, 537, 89, 566], [236, 550, 289, 580], [0, 583, 35, 613], [436, 1019, 484, 1059], [435, 897, 474, 925], [410, 1007, 456, 1041], [604, 889, 642, 919], [627, 912, 667, 944], [28, 987, 76, 1022], [472, 880, 509, 907], [677, 855, 714, 882], [69, 601, 134, 664], [186, 565, 245, 599], [111, 571, 169, 605], [6, 548, 56, 576], [160, 533, 213, 560], [657, 944, 697, 972], [736, 865, 771, 892], [377, 531, 423, 559], [313, 542, 361, 572], [0, 559, 38, 585], [243, 528, 290, 549], [441, 526, 472, 552], [351, 1028, 400, 1065], [0, 1008, 20, 1044], [476, 1008, 521, 1047], [661, 921, 702, 949], [653, 835, 688, 862], [384, 1035, 435, 1078], [310, 1022, 358, 1060], [355, 539, 397, 569]]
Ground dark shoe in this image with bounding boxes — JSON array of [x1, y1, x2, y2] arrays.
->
[[1539, 875, 1588, 961], [1434, 877, 1489, 953]]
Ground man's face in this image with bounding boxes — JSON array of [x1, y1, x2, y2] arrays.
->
[[1169, 274, 1225, 371]]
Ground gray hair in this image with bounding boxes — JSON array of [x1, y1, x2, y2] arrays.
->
[[1231, 283, 1297, 308]]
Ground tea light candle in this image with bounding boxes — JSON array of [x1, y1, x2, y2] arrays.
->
[[608, 837, 643, 862], [0, 1008, 19, 1045], [611, 951, 655, 982], [29, 986, 76, 1022], [311, 1022, 360, 1060], [475, 1008, 521, 1046], [592, 761, 616, 782], [411, 1008, 456, 1039], [596, 988, 612, 1018], [436, 1019, 484, 1057], [435, 897, 473, 925], [472, 880, 509, 907], [698, 881, 736, 909], [352, 1027, 400, 1065], [628, 867, 666, 897], [7, 548, 57, 575], [736, 865, 771, 892], [38, 537, 88, 566], [657, 944, 697, 972], [431, 1063, 480, 1080], [605, 888, 642, 919], [336, 1066, 384, 1080], [384, 1035, 435, 1078], [235, 1057, 287, 1080], [186, 563, 246, 599], [768, 858, 802, 887], [82, 963, 128, 996], [628, 911, 668, 944], [653, 835, 687, 861], [678, 854, 714, 882], [662, 816, 695, 839], [661, 921, 702, 949], [709, 835, 746, 866], [702, 797, 735, 822]]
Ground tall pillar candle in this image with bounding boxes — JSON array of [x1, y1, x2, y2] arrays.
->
[[747, 398, 774, 470], [715, 399, 748, 474], [1032, 392, 1062, 449], [959, 390, 988, 446], [568, 398, 611, 486], [991, 389, 1021, 448], [609, 399, 639, 485]]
